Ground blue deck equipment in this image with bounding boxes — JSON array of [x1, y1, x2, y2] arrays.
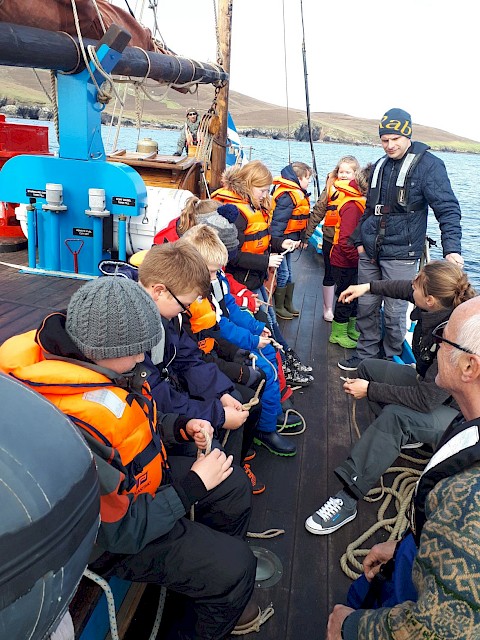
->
[[0, 26, 147, 277]]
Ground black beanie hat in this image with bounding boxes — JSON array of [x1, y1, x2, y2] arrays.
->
[[379, 108, 412, 139]]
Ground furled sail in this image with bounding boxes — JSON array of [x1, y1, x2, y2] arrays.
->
[[0, 0, 156, 51]]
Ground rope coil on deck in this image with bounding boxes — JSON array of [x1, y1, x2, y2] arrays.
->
[[340, 448, 432, 579]]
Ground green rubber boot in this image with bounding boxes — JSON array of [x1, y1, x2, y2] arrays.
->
[[347, 317, 360, 341], [284, 282, 300, 316], [274, 287, 294, 320], [329, 320, 358, 349]]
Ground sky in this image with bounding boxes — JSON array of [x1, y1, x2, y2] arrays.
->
[[112, 0, 480, 142]]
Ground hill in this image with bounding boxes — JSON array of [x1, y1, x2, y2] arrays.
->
[[1, 67, 479, 153]]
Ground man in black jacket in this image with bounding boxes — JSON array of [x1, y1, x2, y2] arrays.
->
[[339, 107, 463, 372]]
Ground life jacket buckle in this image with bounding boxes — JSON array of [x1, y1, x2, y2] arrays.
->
[[374, 204, 384, 216]]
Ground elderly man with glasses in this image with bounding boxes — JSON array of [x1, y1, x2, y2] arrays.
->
[[174, 108, 200, 156]]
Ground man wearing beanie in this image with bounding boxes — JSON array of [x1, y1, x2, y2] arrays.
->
[[339, 107, 463, 372], [0, 277, 257, 639]]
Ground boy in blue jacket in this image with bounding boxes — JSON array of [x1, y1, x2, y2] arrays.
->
[[182, 222, 302, 457]]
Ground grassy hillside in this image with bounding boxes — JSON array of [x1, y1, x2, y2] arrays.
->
[[1, 67, 479, 153]]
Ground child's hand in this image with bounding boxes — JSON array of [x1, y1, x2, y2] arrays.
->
[[252, 294, 263, 311], [220, 393, 242, 410], [338, 283, 370, 304], [268, 253, 283, 269], [261, 327, 271, 337], [223, 406, 249, 430], [186, 419, 214, 448], [257, 335, 271, 349], [191, 449, 233, 490]]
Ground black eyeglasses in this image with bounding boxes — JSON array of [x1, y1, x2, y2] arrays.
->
[[432, 320, 477, 355], [187, 112, 197, 116], [166, 287, 192, 318]]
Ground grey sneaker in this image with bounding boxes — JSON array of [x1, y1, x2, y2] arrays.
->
[[305, 496, 357, 535]]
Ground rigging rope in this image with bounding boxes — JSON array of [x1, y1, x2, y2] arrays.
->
[[299, 0, 320, 200], [281, 0, 291, 163]]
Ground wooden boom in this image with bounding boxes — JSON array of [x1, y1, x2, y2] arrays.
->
[[0, 22, 228, 86]]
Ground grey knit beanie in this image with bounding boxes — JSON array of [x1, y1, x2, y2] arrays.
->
[[66, 277, 164, 361], [203, 212, 239, 251]]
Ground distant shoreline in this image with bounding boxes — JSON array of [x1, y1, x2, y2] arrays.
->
[[1, 104, 478, 155]]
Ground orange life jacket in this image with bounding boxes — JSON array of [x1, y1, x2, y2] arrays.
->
[[324, 179, 365, 228], [188, 297, 218, 354], [330, 181, 366, 245], [271, 178, 310, 234], [0, 330, 167, 499], [212, 188, 271, 254]]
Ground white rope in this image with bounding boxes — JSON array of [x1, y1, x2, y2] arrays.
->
[[83, 569, 119, 640], [276, 408, 306, 436], [231, 604, 275, 635]]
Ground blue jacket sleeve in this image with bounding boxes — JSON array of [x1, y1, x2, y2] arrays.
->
[[175, 327, 234, 399], [224, 292, 265, 335], [421, 154, 462, 256], [218, 316, 261, 352], [270, 192, 294, 238]]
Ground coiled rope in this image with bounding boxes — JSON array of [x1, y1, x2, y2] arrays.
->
[[340, 449, 431, 580]]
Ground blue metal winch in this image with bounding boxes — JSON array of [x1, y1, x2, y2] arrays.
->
[[0, 27, 147, 277]]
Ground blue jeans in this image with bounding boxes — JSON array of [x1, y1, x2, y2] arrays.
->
[[276, 252, 292, 288], [254, 285, 289, 353]]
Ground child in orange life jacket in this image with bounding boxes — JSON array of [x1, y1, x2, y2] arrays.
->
[[137, 241, 269, 492], [213, 163, 314, 384], [270, 162, 312, 319], [0, 277, 257, 639], [153, 196, 263, 313], [181, 223, 304, 458], [304, 156, 361, 322], [328, 163, 372, 349]]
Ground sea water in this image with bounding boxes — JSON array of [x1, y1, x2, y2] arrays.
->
[[16, 119, 480, 287]]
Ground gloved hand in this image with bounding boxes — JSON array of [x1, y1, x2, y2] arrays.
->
[[233, 348, 251, 364]]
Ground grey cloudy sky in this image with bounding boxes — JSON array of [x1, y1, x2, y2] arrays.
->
[[113, 0, 479, 142]]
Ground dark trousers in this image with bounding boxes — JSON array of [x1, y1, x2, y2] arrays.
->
[[334, 359, 459, 499], [322, 238, 335, 286], [331, 265, 358, 323], [91, 459, 255, 640]]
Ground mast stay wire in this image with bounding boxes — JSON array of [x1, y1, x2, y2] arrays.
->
[[281, 0, 291, 164], [299, 0, 320, 200]]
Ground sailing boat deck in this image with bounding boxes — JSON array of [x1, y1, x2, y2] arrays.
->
[[0, 247, 392, 639]]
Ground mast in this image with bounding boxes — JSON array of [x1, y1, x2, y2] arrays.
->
[[299, 0, 320, 198], [210, 0, 232, 190]]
